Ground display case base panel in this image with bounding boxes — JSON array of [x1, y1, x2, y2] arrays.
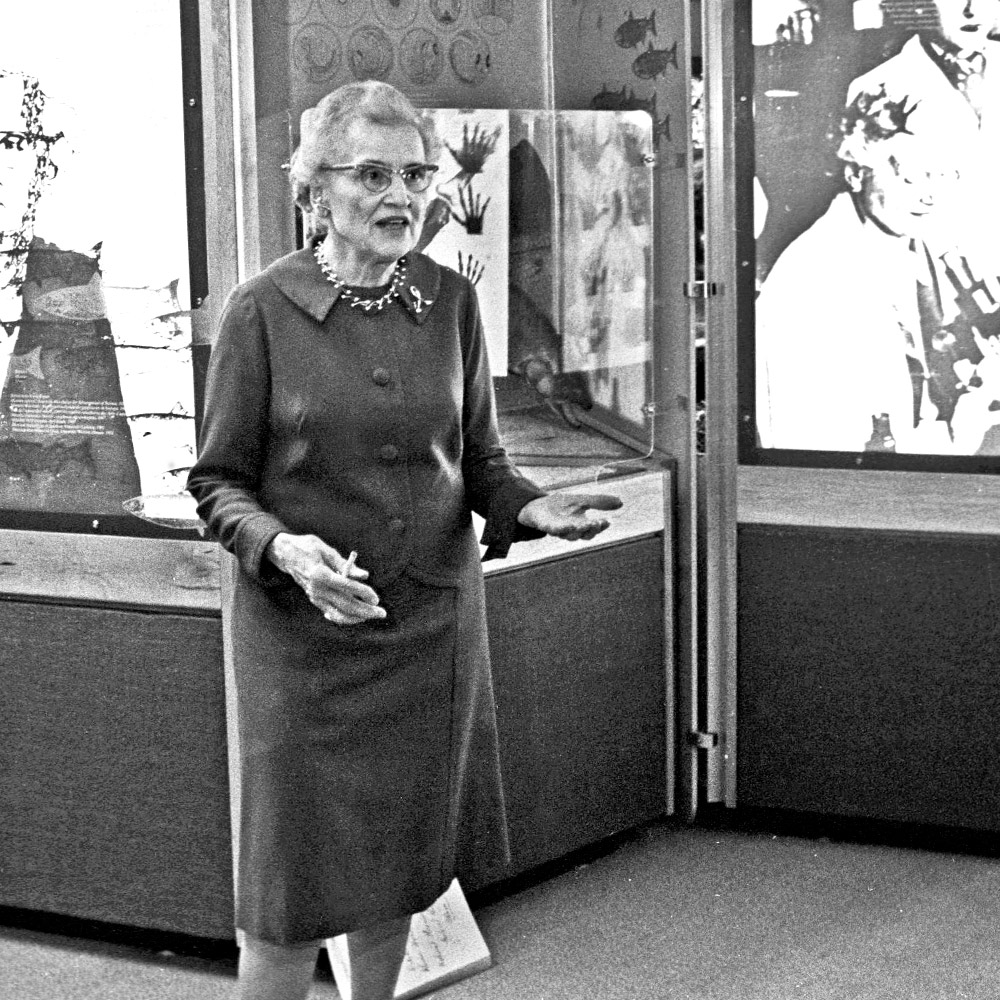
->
[[738, 525, 1000, 832]]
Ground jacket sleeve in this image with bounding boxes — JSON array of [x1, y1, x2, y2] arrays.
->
[[458, 278, 548, 560], [186, 284, 289, 585]]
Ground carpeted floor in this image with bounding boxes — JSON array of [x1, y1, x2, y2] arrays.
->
[[2, 820, 999, 999]]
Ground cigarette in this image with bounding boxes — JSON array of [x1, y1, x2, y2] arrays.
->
[[341, 550, 358, 577]]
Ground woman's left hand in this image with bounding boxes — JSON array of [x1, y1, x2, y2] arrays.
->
[[516, 493, 622, 541]]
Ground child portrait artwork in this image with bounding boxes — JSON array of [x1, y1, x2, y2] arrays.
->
[[753, 0, 1000, 457]]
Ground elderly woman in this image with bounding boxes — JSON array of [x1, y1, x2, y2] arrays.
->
[[187, 80, 621, 1000]]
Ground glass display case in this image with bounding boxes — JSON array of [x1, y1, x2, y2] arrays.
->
[[246, 0, 693, 490]]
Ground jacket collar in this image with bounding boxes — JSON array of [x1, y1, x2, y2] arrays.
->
[[267, 248, 441, 327]]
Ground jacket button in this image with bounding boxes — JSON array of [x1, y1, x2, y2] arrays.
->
[[379, 443, 400, 463], [372, 367, 391, 386], [388, 518, 405, 534]]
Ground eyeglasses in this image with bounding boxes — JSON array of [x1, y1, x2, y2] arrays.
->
[[319, 161, 439, 194]]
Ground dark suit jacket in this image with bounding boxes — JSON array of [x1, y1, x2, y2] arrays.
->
[[188, 248, 544, 589]]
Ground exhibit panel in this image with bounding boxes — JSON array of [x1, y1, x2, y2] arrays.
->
[[741, 1, 1000, 468], [0, 1, 203, 534]]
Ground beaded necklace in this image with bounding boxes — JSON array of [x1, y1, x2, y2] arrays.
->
[[313, 245, 408, 313]]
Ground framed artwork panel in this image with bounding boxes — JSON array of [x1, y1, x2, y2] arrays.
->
[[739, 0, 1000, 472]]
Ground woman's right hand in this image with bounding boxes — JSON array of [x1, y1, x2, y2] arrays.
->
[[265, 533, 386, 625]]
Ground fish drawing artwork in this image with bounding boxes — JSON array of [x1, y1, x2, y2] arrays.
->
[[589, 83, 656, 115], [614, 10, 656, 49], [590, 84, 632, 112], [632, 40, 678, 80]]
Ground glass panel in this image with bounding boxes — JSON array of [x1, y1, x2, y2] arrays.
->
[[746, 1, 1000, 468], [422, 107, 655, 488], [0, 0, 198, 532], [248, 0, 693, 489]]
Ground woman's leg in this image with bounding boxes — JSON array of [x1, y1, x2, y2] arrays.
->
[[345, 915, 412, 1000], [236, 933, 322, 1000]]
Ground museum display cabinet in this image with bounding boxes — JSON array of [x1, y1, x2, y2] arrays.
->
[[0, 484, 669, 937], [738, 468, 1000, 832], [731, 2, 1000, 834], [0, 0, 705, 938]]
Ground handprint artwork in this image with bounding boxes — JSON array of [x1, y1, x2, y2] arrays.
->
[[454, 184, 491, 235], [420, 109, 509, 372], [445, 121, 502, 184], [457, 250, 485, 286], [416, 109, 652, 425]]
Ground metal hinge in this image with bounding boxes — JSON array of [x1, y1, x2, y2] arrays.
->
[[683, 281, 724, 299], [687, 730, 720, 749]]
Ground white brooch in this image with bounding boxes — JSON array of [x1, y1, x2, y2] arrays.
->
[[409, 286, 433, 314]]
